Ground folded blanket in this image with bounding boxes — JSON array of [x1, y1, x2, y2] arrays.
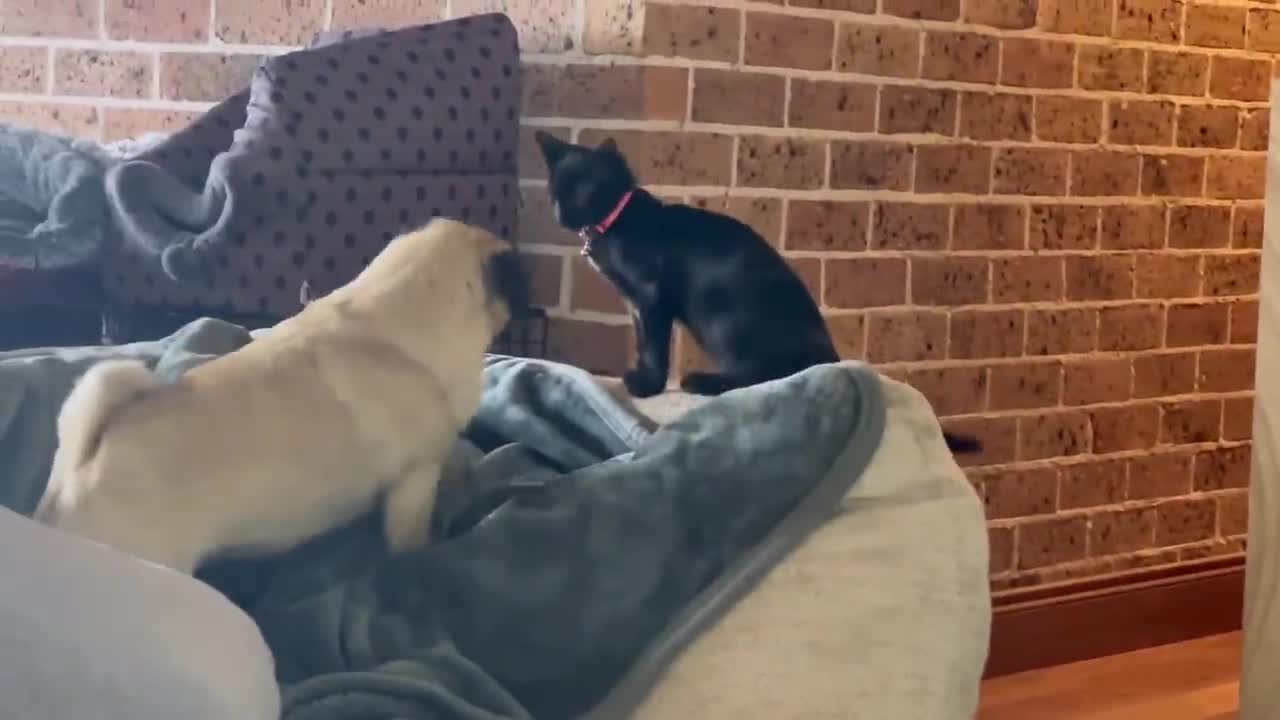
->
[[0, 124, 116, 271], [0, 319, 885, 719]]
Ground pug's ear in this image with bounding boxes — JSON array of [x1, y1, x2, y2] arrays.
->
[[534, 131, 573, 167]]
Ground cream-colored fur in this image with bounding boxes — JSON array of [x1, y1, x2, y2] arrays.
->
[[34, 218, 514, 574]]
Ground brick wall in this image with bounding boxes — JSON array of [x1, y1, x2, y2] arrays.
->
[[0, 0, 1258, 589]]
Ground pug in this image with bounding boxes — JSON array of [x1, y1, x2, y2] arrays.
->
[[34, 218, 527, 574]]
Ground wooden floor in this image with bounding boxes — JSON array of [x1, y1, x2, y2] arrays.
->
[[979, 632, 1242, 720]]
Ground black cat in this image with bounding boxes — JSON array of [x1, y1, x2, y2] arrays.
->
[[534, 132, 981, 453]]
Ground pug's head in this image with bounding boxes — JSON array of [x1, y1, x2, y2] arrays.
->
[[351, 218, 528, 351]]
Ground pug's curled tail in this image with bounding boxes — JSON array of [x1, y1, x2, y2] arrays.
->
[[56, 359, 160, 468]]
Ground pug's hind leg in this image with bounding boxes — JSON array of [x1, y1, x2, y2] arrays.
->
[[382, 462, 442, 553]]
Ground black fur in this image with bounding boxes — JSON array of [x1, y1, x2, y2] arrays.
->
[[488, 249, 531, 322], [534, 132, 980, 455]]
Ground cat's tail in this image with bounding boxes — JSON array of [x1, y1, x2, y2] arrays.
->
[[55, 359, 160, 469], [942, 431, 983, 455]]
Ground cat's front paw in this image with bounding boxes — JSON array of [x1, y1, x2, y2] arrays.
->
[[623, 368, 665, 398]]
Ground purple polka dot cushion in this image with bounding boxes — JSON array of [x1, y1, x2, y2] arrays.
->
[[101, 13, 520, 320]]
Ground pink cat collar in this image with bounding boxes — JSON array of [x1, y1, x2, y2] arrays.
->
[[578, 190, 635, 254]]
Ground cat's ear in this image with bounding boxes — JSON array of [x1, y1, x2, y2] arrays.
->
[[534, 131, 573, 167], [596, 137, 619, 153]]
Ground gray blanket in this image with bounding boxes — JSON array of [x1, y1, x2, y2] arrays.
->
[[0, 319, 885, 719]]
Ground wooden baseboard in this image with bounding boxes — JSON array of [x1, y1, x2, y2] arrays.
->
[[985, 554, 1246, 678]]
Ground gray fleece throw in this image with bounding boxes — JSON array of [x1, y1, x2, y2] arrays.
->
[[0, 318, 885, 720]]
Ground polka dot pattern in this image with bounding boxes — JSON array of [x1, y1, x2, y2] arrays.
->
[[102, 13, 520, 321]]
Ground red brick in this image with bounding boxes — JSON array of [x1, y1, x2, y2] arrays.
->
[[885, 0, 960, 20], [915, 144, 992, 194], [1147, 51, 1209, 96], [54, 50, 152, 99], [1218, 491, 1249, 537], [0, 0, 96, 37], [905, 366, 989, 416], [943, 415, 1018, 466], [951, 309, 1025, 359], [1036, 96, 1103, 144], [1100, 205, 1166, 250], [989, 526, 1015, 573], [1233, 206, 1264, 249], [330, 0, 447, 30], [1209, 57, 1271, 102], [1114, 0, 1182, 42], [1001, 38, 1075, 88], [1107, 100, 1175, 146], [1161, 399, 1222, 444], [1029, 204, 1098, 250], [691, 69, 784, 126], [1091, 403, 1160, 453], [830, 141, 914, 191], [954, 204, 1026, 251], [1231, 299, 1259, 344], [866, 310, 949, 362], [1099, 303, 1164, 351], [1065, 255, 1134, 301], [1241, 109, 1269, 152], [1206, 156, 1266, 200], [1064, 357, 1131, 406], [912, 256, 990, 306], [100, 108, 200, 141], [826, 314, 866, 359], [547, 318, 632, 376], [982, 467, 1059, 519], [642, 4, 741, 62], [1078, 45, 1144, 91], [989, 361, 1062, 410], [1223, 396, 1254, 441], [836, 22, 921, 78], [1134, 352, 1197, 398], [534, 65, 689, 121], [1027, 307, 1098, 356], [107, 0, 208, 41], [786, 201, 869, 252], [1060, 459, 1127, 510], [736, 136, 825, 189], [789, 80, 876, 132], [0, 47, 47, 94], [584, 130, 732, 187], [691, 197, 784, 247], [570, 256, 625, 314], [1249, 8, 1280, 52], [825, 258, 907, 309], [960, 92, 1033, 141], [1203, 253, 1260, 298], [159, 53, 260, 103], [966, 0, 1037, 28], [521, 253, 563, 309], [1020, 411, 1092, 460], [1141, 154, 1205, 197], [1090, 507, 1156, 556], [1198, 347, 1257, 392], [1018, 515, 1089, 569], [789, 257, 822, 303], [1177, 105, 1239, 149], [1185, 3, 1246, 49], [215, 0, 324, 45], [872, 202, 949, 250], [994, 148, 1069, 196], [1168, 205, 1231, 249], [992, 256, 1064, 303], [1129, 451, 1193, 499], [922, 31, 999, 83], [879, 86, 957, 136], [1155, 497, 1218, 546], [1071, 149, 1140, 197], [1038, 0, 1113, 35], [453, 0, 574, 52], [792, 0, 874, 10], [1135, 254, 1201, 299], [1194, 444, 1252, 491], [1166, 303, 1229, 347], [744, 13, 835, 70]]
